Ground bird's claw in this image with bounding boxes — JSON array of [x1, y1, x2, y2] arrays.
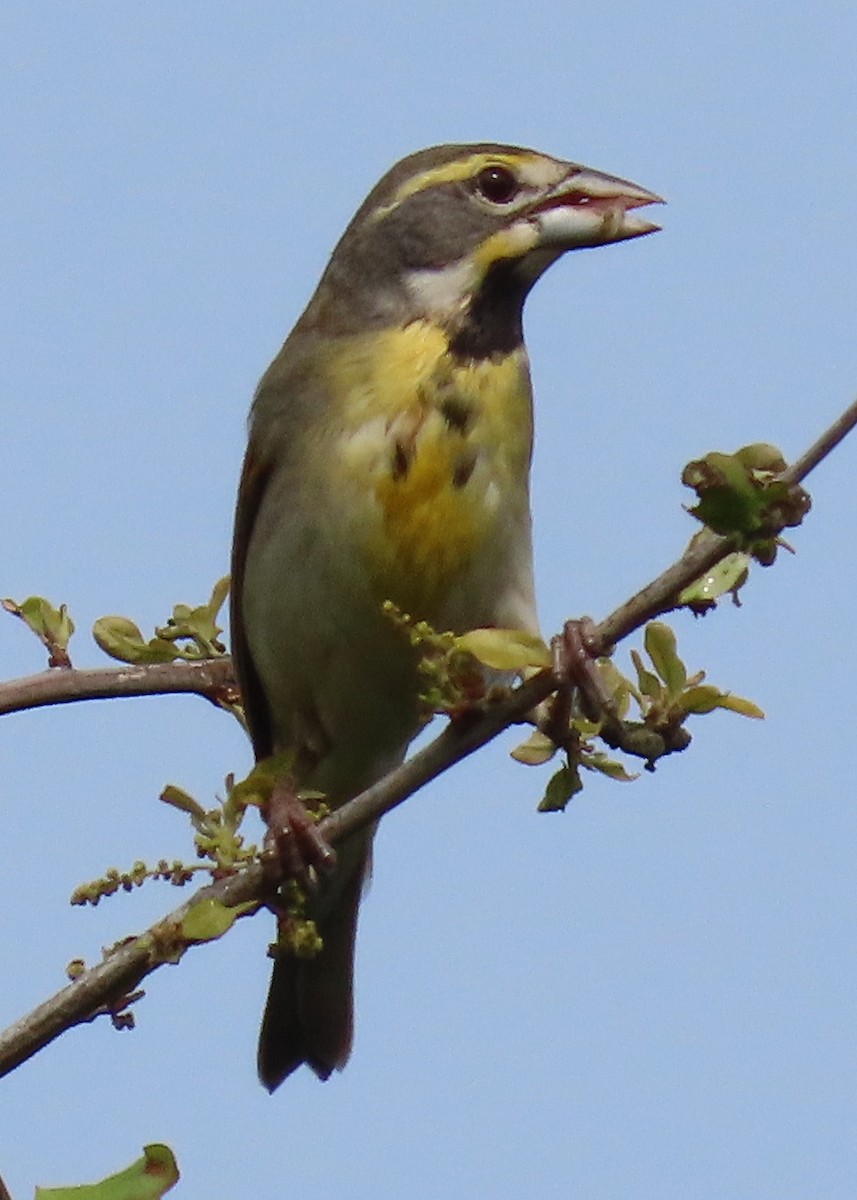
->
[[544, 617, 612, 738], [262, 779, 336, 888]]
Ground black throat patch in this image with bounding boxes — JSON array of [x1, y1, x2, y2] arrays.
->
[[448, 260, 527, 361]]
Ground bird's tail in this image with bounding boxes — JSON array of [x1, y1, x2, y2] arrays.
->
[[257, 828, 372, 1091]]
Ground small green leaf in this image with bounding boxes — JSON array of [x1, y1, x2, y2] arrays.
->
[[229, 750, 299, 810], [35, 1143, 179, 1199], [538, 763, 583, 812], [583, 753, 639, 782], [209, 575, 231, 616], [734, 442, 788, 473], [37, 599, 75, 650], [681, 445, 810, 547], [93, 616, 179, 664], [712, 693, 765, 719], [159, 785, 207, 821], [94, 579, 231, 665], [682, 449, 765, 535], [679, 551, 751, 607], [644, 622, 687, 696], [456, 627, 552, 671], [571, 716, 603, 739], [181, 898, 254, 943], [630, 649, 663, 700], [682, 686, 764, 719], [510, 730, 557, 765], [92, 615, 147, 660], [4, 595, 75, 665], [681, 685, 725, 714], [597, 659, 637, 717]]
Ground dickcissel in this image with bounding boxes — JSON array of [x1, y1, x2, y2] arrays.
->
[[231, 142, 661, 1090]]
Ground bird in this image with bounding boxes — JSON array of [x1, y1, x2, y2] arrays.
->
[[230, 142, 662, 1091]]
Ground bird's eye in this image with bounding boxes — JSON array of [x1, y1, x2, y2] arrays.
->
[[475, 164, 519, 204]]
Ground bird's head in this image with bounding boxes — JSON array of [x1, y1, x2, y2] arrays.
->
[[299, 143, 662, 354]]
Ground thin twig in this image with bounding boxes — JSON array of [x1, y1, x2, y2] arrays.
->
[[595, 527, 729, 651], [782, 395, 857, 484]]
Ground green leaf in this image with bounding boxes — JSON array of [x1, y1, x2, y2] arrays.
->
[[538, 763, 583, 812], [644, 622, 687, 696], [712, 693, 765, 719], [597, 659, 637, 717], [181, 898, 255, 943], [209, 575, 231, 617], [682, 449, 766, 535], [92, 615, 147, 660], [681, 685, 725, 714], [3, 595, 75, 664], [734, 442, 788, 473], [571, 716, 603, 739], [35, 1143, 179, 1199], [682, 686, 764, 719], [510, 730, 557, 765], [679, 551, 751, 607], [630, 649, 662, 700], [159, 785, 207, 822], [35, 598, 75, 649], [160, 577, 229, 655], [681, 444, 810, 546], [229, 750, 299, 811], [456, 627, 551, 671], [92, 616, 178, 664], [95, 579, 231, 665], [583, 753, 639, 782]]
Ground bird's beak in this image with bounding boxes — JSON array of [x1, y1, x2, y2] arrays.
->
[[532, 165, 664, 248]]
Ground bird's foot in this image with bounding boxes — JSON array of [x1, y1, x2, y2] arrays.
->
[[553, 618, 611, 719], [543, 617, 612, 742], [548, 618, 690, 768], [262, 778, 336, 889]]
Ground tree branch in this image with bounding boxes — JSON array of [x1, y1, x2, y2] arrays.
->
[[0, 514, 783, 1079], [0, 658, 236, 717], [783, 394, 857, 485], [1, 396, 854, 1079]]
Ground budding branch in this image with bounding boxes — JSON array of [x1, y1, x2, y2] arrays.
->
[[1, 395, 856, 1080]]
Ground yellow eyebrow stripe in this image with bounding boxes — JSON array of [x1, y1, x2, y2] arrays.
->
[[372, 152, 542, 221]]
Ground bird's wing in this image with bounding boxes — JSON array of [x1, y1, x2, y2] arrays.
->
[[230, 441, 276, 760]]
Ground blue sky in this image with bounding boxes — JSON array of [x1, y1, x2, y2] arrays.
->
[[2, 4, 857, 1197]]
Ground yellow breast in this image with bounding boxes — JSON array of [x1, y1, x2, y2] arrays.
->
[[325, 321, 533, 616]]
